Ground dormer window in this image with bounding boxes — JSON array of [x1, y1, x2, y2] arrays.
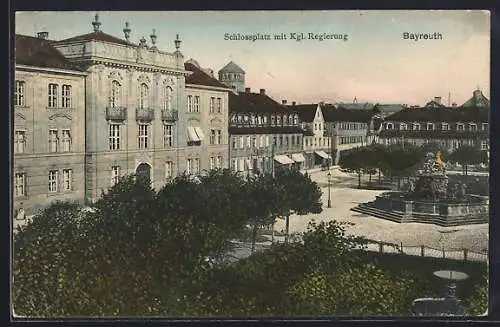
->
[[282, 114, 288, 126], [250, 114, 256, 126], [386, 123, 393, 130], [469, 123, 477, 131], [482, 123, 488, 131], [293, 114, 299, 125], [276, 115, 282, 125], [441, 123, 449, 131], [427, 123, 434, 131], [399, 123, 407, 130], [288, 116, 294, 126], [271, 115, 276, 126], [412, 123, 420, 130], [263, 115, 268, 125], [456, 123, 465, 131]]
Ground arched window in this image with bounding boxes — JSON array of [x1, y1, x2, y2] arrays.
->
[[282, 114, 288, 126], [162, 85, 173, 110], [109, 80, 121, 107], [294, 114, 298, 125], [139, 83, 149, 109]]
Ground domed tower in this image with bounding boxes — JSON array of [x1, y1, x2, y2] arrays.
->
[[218, 61, 245, 93]]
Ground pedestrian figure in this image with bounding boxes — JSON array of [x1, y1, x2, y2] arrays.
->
[[16, 203, 26, 220]]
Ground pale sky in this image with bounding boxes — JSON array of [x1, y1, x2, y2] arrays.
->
[[15, 10, 490, 106]]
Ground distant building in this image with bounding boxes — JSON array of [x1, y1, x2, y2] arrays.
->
[[289, 103, 332, 169], [218, 61, 246, 93], [323, 106, 377, 165], [14, 34, 87, 214], [227, 87, 304, 176], [378, 89, 490, 154]]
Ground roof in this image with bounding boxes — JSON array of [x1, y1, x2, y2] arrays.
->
[[288, 104, 318, 122], [385, 106, 489, 123], [322, 105, 374, 123], [423, 100, 446, 108], [184, 62, 228, 88], [15, 34, 83, 71], [57, 31, 133, 46], [379, 129, 489, 140], [218, 61, 245, 74], [373, 104, 406, 113], [336, 102, 374, 110], [229, 126, 304, 135], [462, 89, 490, 107], [229, 91, 293, 114]]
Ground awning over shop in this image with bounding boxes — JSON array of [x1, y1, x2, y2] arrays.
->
[[187, 126, 200, 142], [274, 154, 294, 165], [291, 153, 306, 163], [314, 150, 331, 159], [194, 127, 205, 141]]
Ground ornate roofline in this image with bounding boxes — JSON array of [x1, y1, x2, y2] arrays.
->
[[80, 58, 190, 76]]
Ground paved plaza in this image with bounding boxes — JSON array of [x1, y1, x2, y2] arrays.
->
[[274, 168, 489, 255]]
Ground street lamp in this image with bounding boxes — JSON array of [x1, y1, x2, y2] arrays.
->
[[327, 170, 332, 208]]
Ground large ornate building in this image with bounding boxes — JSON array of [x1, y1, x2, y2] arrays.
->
[[378, 89, 490, 154], [14, 34, 87, 215], [13, 14, 230, 214]]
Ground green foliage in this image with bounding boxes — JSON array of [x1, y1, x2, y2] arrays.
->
[[467, 281, 488, 316], [449, 145, 488, 165]]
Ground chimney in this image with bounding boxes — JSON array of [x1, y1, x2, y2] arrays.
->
[[292, 101, 296, 106], [37, 31, 49, 39], [473, 89, 482, 98], [245, 87, 251, 93], [434, 96, 442, 104], [282, 100, 287, 105], [259, 88, 265, 95]]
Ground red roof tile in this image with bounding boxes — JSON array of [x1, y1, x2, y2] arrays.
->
[[15, 34, 83, 71], [57, 31, 133, 46], [184, 62, 228, 88]]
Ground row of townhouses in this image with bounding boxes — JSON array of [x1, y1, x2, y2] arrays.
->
[[13, 15, 490, 215]]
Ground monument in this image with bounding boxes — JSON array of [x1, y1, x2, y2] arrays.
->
[[351, 152, 489, 227]]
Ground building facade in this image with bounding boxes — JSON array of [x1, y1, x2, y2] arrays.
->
[[290, 103, 332, 169], [322, 106, 375, 165], [14, 34, 87, 214], [378, 89, 490, 154], [13, 15, 230, 214]]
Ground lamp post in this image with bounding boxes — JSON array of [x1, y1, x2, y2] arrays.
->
[[327, 170, 332, 208]]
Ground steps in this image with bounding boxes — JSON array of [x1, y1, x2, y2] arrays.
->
[[351, 203, 489, 227]]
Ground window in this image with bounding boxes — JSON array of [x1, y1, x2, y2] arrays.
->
[[273, 136, 277, 146], [162, 86, 173, 110], [279, 136, 283, 147], [246, 136, 251, 148], [292, 136, 295, 145], [482, 123, 488, 131], [15, 173, 26, 197], [231, 159, 237, 172], [15, 81, 25, 106], [48, 170, 58, 193], [139, 83, 149, 109], [109, 81, 121, 107], [61, 85, 72, 108], [62, 169, 72, 191], [457, 123, 465, 131], [216, 98, 222, 113], [194, 158, 200, 173], [186, 159, 193, 174], [441, 123, 449, 131], [239, 136, 244, 149], [138, 124, 149, 149], [259, 135, 265, 147], [265, 136, 270, 147], [14, 130, 26, 154], [386, 123, 393, 130], [61, 130, 71, 152], [164, 124, 173, 148], [271, 116, 276, 126], [252, 137, 257, 148], [263, 115, 268, 125], [193, 96, 200, 112], [216, 130, 222, 145], [469, 123, 477, 131], [232, 137, 237, 149], [210, 129, 216, 145], [209, 97, 215, 113], [293, 115, 298, 125], [216, 156, 222, 169], [400, 123, 407, 130], [187, 95, 193, 112], [109, 124, 121, 150], [277, 116, 281, 125], [165, 161, 173, 178], [210, 157, 215, 170], [285, 136, 289, 147], [111, 166, 121, 186], [481, 141, 489, 151], [48, 83, 58, 107], [48, 130, 58, 152]]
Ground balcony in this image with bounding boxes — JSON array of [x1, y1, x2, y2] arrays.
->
[[161, 109, 179, 122], [106, 106, 127, 121], [136, 107, 155, 121]]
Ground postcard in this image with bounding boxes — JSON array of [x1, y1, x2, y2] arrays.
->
[[12, 10, 490, 318]]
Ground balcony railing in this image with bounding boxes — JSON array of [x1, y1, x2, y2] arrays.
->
[[136, 107, 155, 121], [161, 109, 179, 122], [106, 106, 127, 121]]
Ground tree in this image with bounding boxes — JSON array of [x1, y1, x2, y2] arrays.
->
[[382, 143, 422, 189], [339, 147, 365, 188], [448, 145, 488, 175]]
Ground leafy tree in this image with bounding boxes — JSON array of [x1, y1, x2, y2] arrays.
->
[[382, 143, 423, 189], [339, 147, 365, 188], [448, 145, 488, 175], [467, 281, 488, 316]]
